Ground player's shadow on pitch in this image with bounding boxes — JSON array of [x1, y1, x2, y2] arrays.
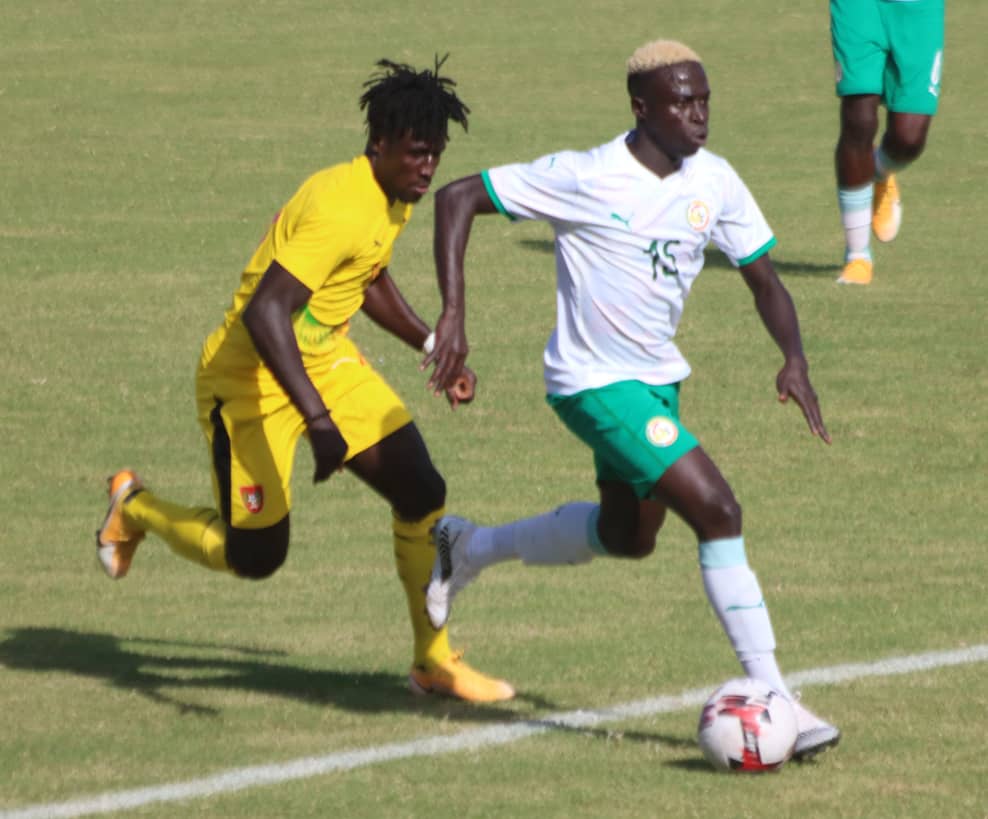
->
[[664, 757, 723, 773], [0, 626, 553, 721], [531, 717, 697, 753], [703, 250, 835, 278]]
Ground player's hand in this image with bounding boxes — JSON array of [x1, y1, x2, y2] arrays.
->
[[307, 415, 348, 483], [776, 357, 831, 444], [422, 312, 468, 395], [444, 366, 476, 409]]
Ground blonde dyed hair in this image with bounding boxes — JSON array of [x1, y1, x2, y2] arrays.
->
[[626, 40, 702, 75]]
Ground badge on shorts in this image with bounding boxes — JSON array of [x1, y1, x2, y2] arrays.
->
[[240, 485, 264, 514], [645, 417, 679, 448]]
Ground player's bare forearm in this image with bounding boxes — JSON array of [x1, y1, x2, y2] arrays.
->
[[361, 269, 431, 351], [434, 175, 496, 314], [739, 256, 805, 362], [740, 256, 830, 443], [429, 175, 498, 391]]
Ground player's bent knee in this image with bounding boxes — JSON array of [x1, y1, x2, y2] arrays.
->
[[696, 497, 742, 541], [890, 134, 927, 161], [598, 522, 656, 559], [603, 537, 656, 559], [225, 518, 290, 580], [841, 98, 880, 143], [393, 470, 446, 521]]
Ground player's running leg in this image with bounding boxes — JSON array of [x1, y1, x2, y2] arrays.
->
[[653, 448, 841, 759], [872, 112, 934, 243], [96, 470, 231, 577], [835, 97, 882, 284], [426, 503, 599, 629], [347, 423, 514, 703]]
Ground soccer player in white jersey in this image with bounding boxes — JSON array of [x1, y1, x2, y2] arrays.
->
[[423, 39, 841, 760]]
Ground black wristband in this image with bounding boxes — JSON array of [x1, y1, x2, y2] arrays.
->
[[305, 409, 331, 425]]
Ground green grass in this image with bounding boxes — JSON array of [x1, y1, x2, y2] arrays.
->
[[2, 1, 987, 816]]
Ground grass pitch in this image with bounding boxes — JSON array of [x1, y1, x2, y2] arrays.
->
[[1, 1, 986, 817]]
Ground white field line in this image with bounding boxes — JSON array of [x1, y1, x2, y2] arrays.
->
[[4, 643, 987, 819]]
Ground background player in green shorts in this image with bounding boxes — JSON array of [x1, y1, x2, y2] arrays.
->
[[422, 39, 841, 760], [831, 0, 945, 285]]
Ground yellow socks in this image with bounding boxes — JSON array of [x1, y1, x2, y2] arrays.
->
[[123, 490, 230, 572], [122, 491, 453, 666], [393, 509, 451, 667]]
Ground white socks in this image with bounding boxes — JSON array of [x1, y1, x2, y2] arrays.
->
[[466, 502, 600, 570], [699, 537, 792, 699], [463, 517, 794, 699], [838, 184, 873, 262]]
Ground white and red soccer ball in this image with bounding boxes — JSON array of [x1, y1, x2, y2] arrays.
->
[[697, 677, 797, 773]]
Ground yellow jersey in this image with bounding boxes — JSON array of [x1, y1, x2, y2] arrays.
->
[[200, 154, 412, 382]]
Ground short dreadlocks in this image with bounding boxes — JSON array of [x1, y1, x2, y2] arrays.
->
[[359, 55, 470, 145]]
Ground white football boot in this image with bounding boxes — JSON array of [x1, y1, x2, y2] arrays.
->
[[791, 698, 841, 760], [426, 515, 481, 629]]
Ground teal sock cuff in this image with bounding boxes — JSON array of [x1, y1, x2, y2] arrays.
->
[[838, 185, 873, 213], [698, 536, 747, 568], [874, 145, 909, 178], [587, 506, 608, 555]]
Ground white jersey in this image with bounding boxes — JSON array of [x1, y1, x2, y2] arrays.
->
[[483, 132, 775, 395]]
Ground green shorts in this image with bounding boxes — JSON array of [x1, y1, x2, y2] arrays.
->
[[547, 380, 699, 500], [830, 0, 944, 114]]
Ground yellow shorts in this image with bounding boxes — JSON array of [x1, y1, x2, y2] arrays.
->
[[195, 335, 412, 529]]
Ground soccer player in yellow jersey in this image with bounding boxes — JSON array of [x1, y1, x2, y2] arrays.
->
[[95, 58, 514, 703]]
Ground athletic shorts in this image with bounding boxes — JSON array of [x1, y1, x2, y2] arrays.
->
[[195, 335, 412, 529], [830, 0, 944, 114], [547, 380, 699, 500]]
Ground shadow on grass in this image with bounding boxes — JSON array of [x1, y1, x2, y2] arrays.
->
[[517, 238, 835, 278], [518, 238, 555, 254], [704, 250, 836, 278], [664, 757, 720, 773], [0, 626, 553, 721], [533, 718, 697, 752], [1, 627, 699, 752]]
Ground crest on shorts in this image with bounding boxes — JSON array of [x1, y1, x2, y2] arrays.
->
[[645, 417, 679, 448], [687, 200, 711, 231], [240, 485, 264, 514]]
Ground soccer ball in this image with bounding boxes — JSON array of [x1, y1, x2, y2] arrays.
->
[[697, 677, 797, 773]]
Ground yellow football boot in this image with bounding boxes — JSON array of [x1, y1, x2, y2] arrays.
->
[[409, 651, 516, 703], [837, 258, 874, 286], [872, 174, 902, 243]]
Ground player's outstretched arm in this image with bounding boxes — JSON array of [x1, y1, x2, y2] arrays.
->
[[429, 174, 499, 394], [739, 255, 831, 444]]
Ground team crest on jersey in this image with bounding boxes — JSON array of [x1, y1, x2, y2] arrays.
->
[[687, 200, 711, 231], [240, 485, 264, 514], [645, 417, 679, 448]]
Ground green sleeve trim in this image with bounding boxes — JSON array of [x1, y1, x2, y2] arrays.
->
[[736, 236, 776, 267], [481, 169, 517, 221]]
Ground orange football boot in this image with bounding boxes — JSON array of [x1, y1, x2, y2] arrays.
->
[[96, 469, 146, 579]]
